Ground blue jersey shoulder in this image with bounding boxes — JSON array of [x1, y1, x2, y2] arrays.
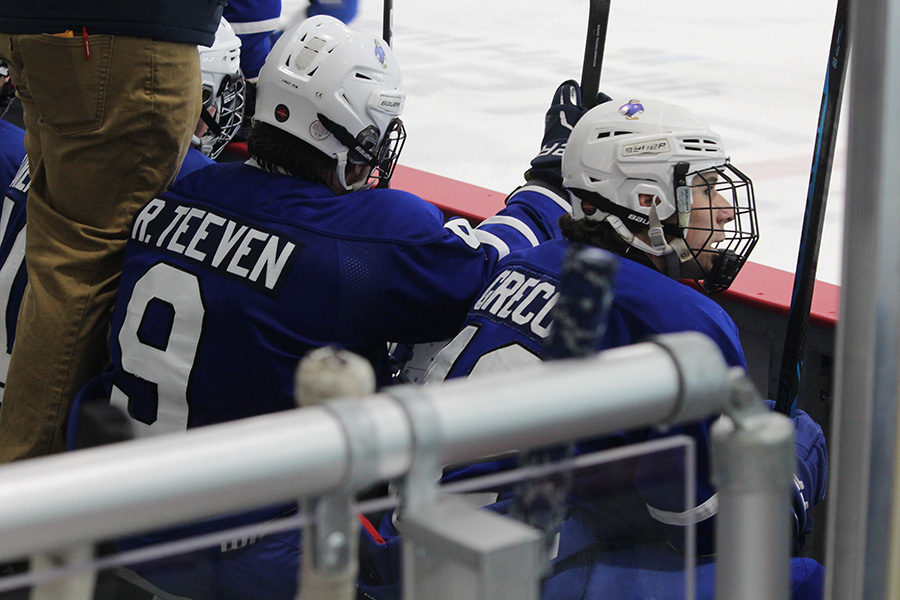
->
[[0, 121, 25, 191], [607, 257, 746, 368], [436, 239, 745, 381], [168, 162, 447, 245]]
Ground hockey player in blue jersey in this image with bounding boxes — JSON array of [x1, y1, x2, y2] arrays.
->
[[68, 15, 569, 600], [417, 88, 827, 600], [0, 19, 245, 406]]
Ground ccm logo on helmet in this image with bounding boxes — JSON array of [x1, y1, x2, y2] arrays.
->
[[622, 139, 670, 156]]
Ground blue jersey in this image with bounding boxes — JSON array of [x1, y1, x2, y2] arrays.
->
[[426, 239, 745, 382], [0, 148, 213, 404], [69, 166, 565, 600], [0, 121, 25, 188], [0, 121, 26, 403], [222, 0, 282, 80], [426, 239, 745, 556], [307, 0, 358, 24], [78, 169, 566, 436], [0, 157, 27, 403], [426, 239, 826, 565], [354, 241, 826, 600]]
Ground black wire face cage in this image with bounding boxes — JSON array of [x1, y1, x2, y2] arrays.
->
[[367, 117, 406, 187], [681, 162, 759, 293], [199, 74, 246, 159]]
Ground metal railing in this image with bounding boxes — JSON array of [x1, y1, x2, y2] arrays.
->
[[0, 332, 795, 600]]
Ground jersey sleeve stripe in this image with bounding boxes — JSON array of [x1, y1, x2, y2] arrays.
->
[[473, 229, 510, 259], [228, 18, 282, 34], [508, 183, 571, 212], [645, 493, 719, 526], [478, 215, 541, 247]]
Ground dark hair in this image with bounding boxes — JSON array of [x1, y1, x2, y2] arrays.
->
[[558, 212, 658, 269], [559, 213, 630, 252], [247, 122, 336, 184]]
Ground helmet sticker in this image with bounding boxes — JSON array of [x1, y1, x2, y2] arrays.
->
[[274, 104, 290, 123], [618, 100, 645, 120], [309, 120, 331, 141], [293, 36, 327, 71], [374, 40, 387, 69]]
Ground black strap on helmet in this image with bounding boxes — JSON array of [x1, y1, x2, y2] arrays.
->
[[316, 112, 380, 167], [199, 108, 224, 136], [569, 188, 685, 239]]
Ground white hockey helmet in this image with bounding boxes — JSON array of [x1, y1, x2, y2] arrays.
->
[[254, 15, 407, 191], [195, 17, 246, 158], [562, 98, 758, 293]]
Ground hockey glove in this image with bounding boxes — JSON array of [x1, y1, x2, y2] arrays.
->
[[790, 405, 828, 552], [525, 80, 611, 194], [763, 399, 828, 552]]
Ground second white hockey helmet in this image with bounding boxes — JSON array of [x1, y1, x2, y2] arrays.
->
[[254, 16, 407, 191], [196, 17, 246, 159]]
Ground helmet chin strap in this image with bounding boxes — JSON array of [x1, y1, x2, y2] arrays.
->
[[335, 152, 373, 192], [607, 200, 693, 280], [646, 200, 693, 279], [190, 133, 213, 157]]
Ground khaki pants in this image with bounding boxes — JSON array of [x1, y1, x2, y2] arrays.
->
[[0, 33, 201, 460]]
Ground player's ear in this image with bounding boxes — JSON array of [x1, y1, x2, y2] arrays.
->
[[638, 193, 656, 207]]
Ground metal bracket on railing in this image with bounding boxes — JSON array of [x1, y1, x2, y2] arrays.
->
[[388, 385, 443, 522], [29, 544, 96, 600], [712, 371, 794, 600], [308, 398, 381, 574], [294, 347, 379, 600], [388, 386, 543, 600], [648, 332, 734, 429], [722, 367, 771, 425]]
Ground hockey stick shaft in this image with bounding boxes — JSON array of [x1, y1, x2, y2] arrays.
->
[[580, 0, 612, 109], [774, 0, 849, 416], [383, 0, 392, 46], [512, 245, 617, 573], [545, 245, 618, 360], [374, 0, 393, 190]]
